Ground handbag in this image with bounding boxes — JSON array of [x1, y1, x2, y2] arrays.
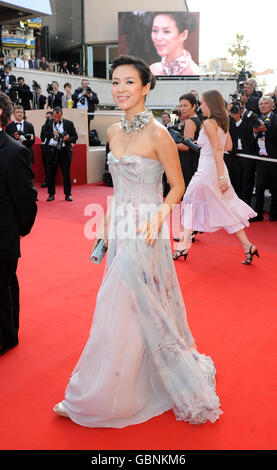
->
[[90, 239, 107, 264]]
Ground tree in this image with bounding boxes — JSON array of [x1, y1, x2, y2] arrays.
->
[[228, 33, 253, 73]]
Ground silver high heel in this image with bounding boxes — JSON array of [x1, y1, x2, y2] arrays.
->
[[53, 402, 69, 418]]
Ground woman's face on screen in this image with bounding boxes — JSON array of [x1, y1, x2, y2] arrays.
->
[[151, 15, 188, 59]]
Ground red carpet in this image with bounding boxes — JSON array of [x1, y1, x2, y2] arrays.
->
[[0, 184, 276, 450]]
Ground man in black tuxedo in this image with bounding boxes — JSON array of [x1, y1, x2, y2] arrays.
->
[[0, 65, 16, 102], [227, 99, 259, 204], [17, 77, 32, 111], [0, 92, 37, 356], [251, 96, 277, 222], [43, 106, 78, 201], [47, 81, 64, 109], [6, 105, 35, 164]]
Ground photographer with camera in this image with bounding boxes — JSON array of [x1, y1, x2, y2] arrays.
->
[[251, 96, 277, 222], [226, 93, 259, 204], [32, 81, 47, 110], [47, 81, 64, 109], [0, 65, 16, 102], [72, 79, 99, 131], [17, 77, 32, 111], [243, 81, 260, 114], [43, 106, 78, 202], [6, 105, 35, 164]]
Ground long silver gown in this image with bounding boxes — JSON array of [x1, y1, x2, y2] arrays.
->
[[61, 151, 223, 428]]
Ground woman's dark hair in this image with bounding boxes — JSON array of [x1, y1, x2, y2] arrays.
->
[[0, 91, 13, 127], [64, 82, 71, 88], [202, 90, 229, 133], [179, 93, 197, 108], [111, 55, 156, 90], [152, 12, 197, 34]]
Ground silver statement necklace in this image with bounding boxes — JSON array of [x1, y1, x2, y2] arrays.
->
[[121, 109, 153, 135]]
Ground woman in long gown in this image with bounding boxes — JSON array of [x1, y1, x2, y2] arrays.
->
[[53, 56, 223, 427], [173, 90, 259, 265]]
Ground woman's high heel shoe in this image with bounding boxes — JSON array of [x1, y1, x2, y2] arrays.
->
[[53, 402, 69, 418], [242, 245, 260, 265], [173, 248, 188, 261]]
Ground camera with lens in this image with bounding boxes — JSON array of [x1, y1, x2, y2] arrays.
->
[[229, 93, 244, 114], [32, 80, 40, 90], [11, 82, 20, 92], [168, 127, 201, 153], [78, 86, 93, 105], [246, 111, 271, 130], [54, 131, 66, 150], [237, 67, 252, 93], [172, 108, 181, 116], [16, 131, 33, 144], [47, 83, 54, 94]]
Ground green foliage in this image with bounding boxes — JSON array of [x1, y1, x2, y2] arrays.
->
[[228, 33, 253, 73]]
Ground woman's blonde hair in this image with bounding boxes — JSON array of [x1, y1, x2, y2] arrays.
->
[[202, 89, 229, 133]]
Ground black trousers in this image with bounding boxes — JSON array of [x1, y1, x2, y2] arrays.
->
[[46, 147, 71, 196], [41, 145, 48, 182], [224, 153, 241, 196], [238, 158, 256, 207], [0, 259, 19, 348], [254, 161, 277, 218]]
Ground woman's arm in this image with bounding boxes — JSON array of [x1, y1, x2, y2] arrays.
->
[[91, 125, 116, 250], [204, 119, 229, 194], [137, 125, 185, 246], [224, 132, 233, 151], [176, 118, 197, 151]]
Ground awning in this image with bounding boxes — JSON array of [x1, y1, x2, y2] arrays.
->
[[0, 0, 52, 24]]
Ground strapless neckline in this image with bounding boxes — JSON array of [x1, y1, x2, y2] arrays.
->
[[108, 151, 161, 165]]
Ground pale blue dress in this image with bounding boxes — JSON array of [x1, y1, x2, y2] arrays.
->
[[61, 152, 223, 428]]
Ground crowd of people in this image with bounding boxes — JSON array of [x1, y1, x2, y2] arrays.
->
[[0, 63, 99, 113], [0, 59, 101, 203], [0, 48, 82, 75], [162, 80, 277, 223], [1, 51, 277, 221]]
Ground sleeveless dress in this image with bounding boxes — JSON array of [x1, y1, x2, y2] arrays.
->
[[181, 127, 257, 233], [178, 116, 202, 188], [61, 151, 223, 428]]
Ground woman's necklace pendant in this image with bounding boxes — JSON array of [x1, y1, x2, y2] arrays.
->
[[121, 109, 153, 135]]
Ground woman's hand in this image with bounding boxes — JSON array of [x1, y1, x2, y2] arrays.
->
[[218, 176, 229, 194], [136, 216, 162, 248]]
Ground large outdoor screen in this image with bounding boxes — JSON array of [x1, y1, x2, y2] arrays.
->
[[118, 11, 200, 76]]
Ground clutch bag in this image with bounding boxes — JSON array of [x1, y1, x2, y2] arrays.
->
[[90, 239, 107, 264]]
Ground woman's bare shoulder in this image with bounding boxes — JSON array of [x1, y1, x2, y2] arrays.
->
[[151, 118, 171, 138], [106, 122, 121, 140], [203, 118, 218, 132]]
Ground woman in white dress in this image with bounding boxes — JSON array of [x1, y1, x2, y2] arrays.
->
[[173, 90, 259, 265], [53, 56, 222, 427]]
